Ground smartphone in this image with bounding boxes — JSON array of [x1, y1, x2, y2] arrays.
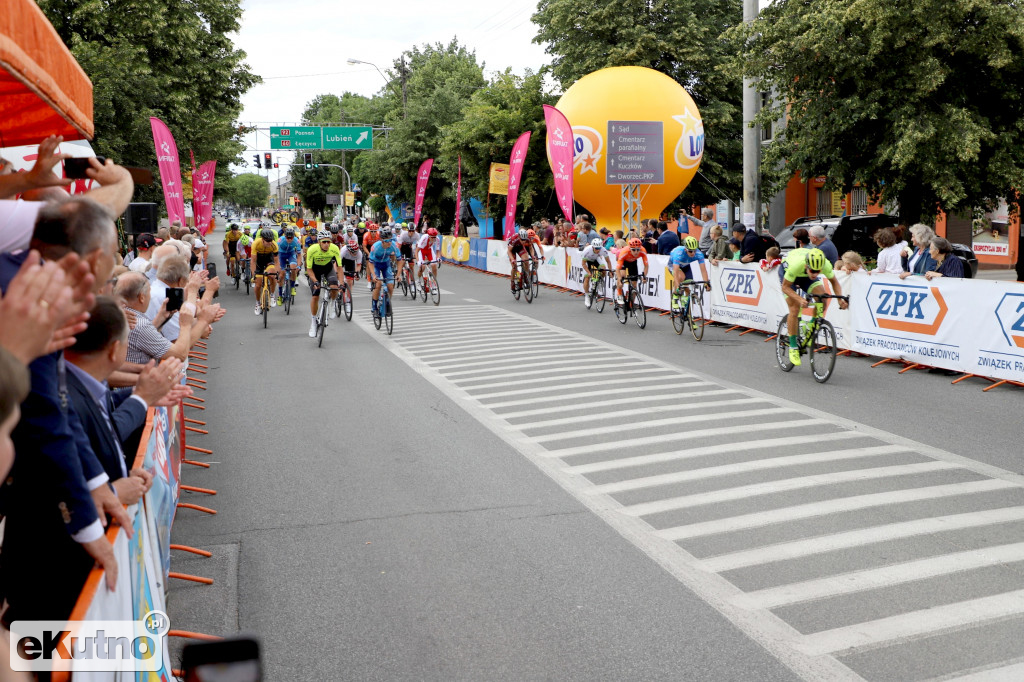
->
[[182, 637, 260, 682], [64, 156, 106, 179], [206, 263, 217, 278], [166, 287, 184, 312]]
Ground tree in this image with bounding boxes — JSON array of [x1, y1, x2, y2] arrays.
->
[[229, 173, 269, 211], [733, 0, 1024, 225], [299, 93, 386, 196], [532, 0, 744, 208], [290, 162, 331, 217], [439, 70, 556, 226], [38, 0, 259, 207]]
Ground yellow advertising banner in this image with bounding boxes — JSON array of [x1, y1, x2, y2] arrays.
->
[[441, 236, 455, 259], [489, 163, 510, 196], [345, 191, 355, 207], [454, 237, 471, 262]]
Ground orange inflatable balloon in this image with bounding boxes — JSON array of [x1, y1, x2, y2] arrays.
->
[[555, 66, 704, 230]]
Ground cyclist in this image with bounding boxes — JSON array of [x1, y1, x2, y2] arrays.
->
[[239, 226, 254, 264], [615, 237, 648, 305], [668, 236, 712, 323], [415, 227, 442, 291], [369, 226, 400, 316], [276, 227, 301, 304], [305, 229, 343, 337], [395, 224, 416, 286], [506, 228, 538, 292], [222, 223, 242, 277], [362, 223, 381, 289], [339, 237, 362, 296], [581, 237, 613, 307], [781, 247, 848, 366], [251, 227, 279, 316]]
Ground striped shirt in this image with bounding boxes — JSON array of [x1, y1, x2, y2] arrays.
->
[[124, 307, 171, 364]]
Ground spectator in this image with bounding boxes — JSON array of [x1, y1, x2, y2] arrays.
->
[[0, 346, 29, 480], [156, 226, 171, 243], [837, 251, 865, 273], [657, 221, 680, 255], [808, 224, 839, 264], [681, 208, 716, 252], [728, 238, 742, 260], [924, 238, 964, 279], [147, 256, 191, 341], [541, 218, 555, 245], [708, 225, 731, 264], [116, 271, 208, 363], [870, 227, 905, 275], [599, 227, 613, 250], [900, 223, 938, 278], [181, 233, 199, 270], [576, 221, 598, 249], [731, 222, 761, 263], [612, 238, 627, 256], [126, 233, 160, 274], [760, 246, 782, 271]]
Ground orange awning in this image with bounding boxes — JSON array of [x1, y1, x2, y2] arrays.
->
[[0, 0, 93, 148]]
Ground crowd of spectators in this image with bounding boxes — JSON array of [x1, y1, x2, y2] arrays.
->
[[0, 135, 227, 630]]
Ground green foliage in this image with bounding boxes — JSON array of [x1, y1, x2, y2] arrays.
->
[[439, 70, 556, 224], [733, 0, 1024, 224], [532, 0, 743, 208], [230, 173, 269, 210], [38, 0, 259, 208], [290, 163, 332, 217]]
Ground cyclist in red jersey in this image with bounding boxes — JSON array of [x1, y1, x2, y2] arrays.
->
[[507, 228, 538, 291], [615, 237, 649, 304], [362, 224, 381, 290]]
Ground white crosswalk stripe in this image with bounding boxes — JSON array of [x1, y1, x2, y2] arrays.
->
[[351, 302, 1024, 682]]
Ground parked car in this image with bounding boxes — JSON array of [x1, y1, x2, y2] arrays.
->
[[775, 213, 978, 277]]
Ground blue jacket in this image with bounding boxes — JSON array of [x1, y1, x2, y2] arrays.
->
[[902, 247, 938, 275], [657, 230, 680, 255], [65, 367, 148, 481]]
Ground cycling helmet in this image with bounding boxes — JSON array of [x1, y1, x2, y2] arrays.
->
[[358, 222, 366, 228], [380, 227, 393, 240], [242, 225, 251, 232], [401, 222, 408, 228], [805, 248, 827, 272], [346, 238, 358, 251], [317, 229, 331, 241], [628, 237, 643, 249], [345, 225, 355, 234], [517, 228, 529, 241], [527, 229, 537, 239], [329, 224, 340, 234], [260, 228, 274, 242], [683, 236, 699, 250], [427, 228, 438, 237], [284, 227, 295, 236], [590, 238, 603, 250]]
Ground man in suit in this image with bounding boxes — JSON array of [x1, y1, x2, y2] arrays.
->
[[0, 196, 134, 623], [64, 297, 183, 503]]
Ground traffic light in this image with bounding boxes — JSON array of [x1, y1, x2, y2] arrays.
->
[[264, 153, 272, 169], [303, 153, 312, 170], [253, 154, 261, 169], [273, 162, 279, 168], [355, 188, 363, 207]]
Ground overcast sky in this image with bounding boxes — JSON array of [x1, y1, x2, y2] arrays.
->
[[235, 0, 549, 161]]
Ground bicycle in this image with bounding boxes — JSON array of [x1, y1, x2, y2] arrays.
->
[[419, 260, 441, 306], [775, 292, 849, 383], [397, 257, 416, 298], [256, 268, 277, 329], [372, 276, 394, 335], [671, 280, 709, 341], [584, 267, 608, 313], [227, 253, 240, 290], [528, 256, 540, 299], [333, 276, 354, 321], [510, 259, 534, 303], [281, 266, 297, 315], [614, 275, 646, 329], [314, 275, 338, 348]]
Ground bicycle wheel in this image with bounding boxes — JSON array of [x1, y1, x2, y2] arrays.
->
[[284, 281, 292, 315], [776, 318, 795, 371], [524, 272, 534, 303], [430, 276, 441, 306], [262, 294, 268, 329], [343, 286, 353, 321], [385, 298, 394, 335], [244, 271, 250, 295], [690, 288, 705, 341], [512, 273, 521, 301], [531, 270, 539, 299], [333, 293, 342, 319], [373, 299, 382, 330], [317, 299, 327, 347], [810, 319, 838, 383], [671, 295, 685, 335], [595, 277, 606, 313], [631, 289, 646, 329], [615, 296, 628, 324], [420, 277, 428, 302], [398, 277, 408, 298]]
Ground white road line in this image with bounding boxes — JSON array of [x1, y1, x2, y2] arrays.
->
[[454, 361, 651, 385], [399, 320, 517, 335], [737, 542, 1024, 610], [400, 327, 558, 344], [486, 382, 705, 410], [443, 356, 628, 379], [657, 480, 1018, 541], [545, 419, 827, 459], [463, 298, 480, 302], [460, 368, 659, 392], [499, 389, 741, 420], [704, 506, 1024, 573], [410, 338, 592, 360], [795, 588, 1024, 656], [593, 445, 910, 495], [946, 661, 1024, 681], [534, 407, 793, 444], [623, 462, 960, 517], [469, 371, 667, 400], [429, 349, 620, 370], [520, 397, 767, 430]]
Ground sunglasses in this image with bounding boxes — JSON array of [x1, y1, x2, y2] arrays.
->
[[630, 248, 640, 253], [319, 240, 331, 245]]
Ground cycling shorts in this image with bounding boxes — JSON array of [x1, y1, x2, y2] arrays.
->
[[226, 241, 238, 256], [585, 260, 602, 275], [675, 263, 696, 281], [619, 260, 639, 278], [341, 258, 357, 279], [278, 253, 298, 268], [308, 264, 338, 293], [255, 258, 277, 276], [418, 248, 435, 264], [400, 243, 413, 259], [373, 261, 394, 283]]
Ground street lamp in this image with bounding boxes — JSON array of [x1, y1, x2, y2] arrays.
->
[[347, 56, 407, 118]]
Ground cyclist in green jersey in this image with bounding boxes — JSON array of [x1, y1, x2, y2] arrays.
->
[[781, 248, 848, 366], [305, 229, 343, 337]]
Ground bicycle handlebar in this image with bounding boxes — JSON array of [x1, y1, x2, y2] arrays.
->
[[809, 293, 850, 302]]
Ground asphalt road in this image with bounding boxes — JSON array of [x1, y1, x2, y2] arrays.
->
[[168, 256, 1024, 681]]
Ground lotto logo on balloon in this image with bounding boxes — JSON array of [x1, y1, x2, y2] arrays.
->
[[573, 127, 603, 174], [673, 111, 704, 170]]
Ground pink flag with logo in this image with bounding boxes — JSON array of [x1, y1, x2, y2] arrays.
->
[[193, 160, 217, 236], [455, 155, 462, 237], [413, 159, 433, 228], [543, 105, 574, 223], [150, 118, 186, 224], [503, 131, 531, 239]]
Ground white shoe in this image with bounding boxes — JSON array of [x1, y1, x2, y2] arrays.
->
[[308, 319, 318, 337], [367, 281, 373, 290], [328, 307, 337, 320], [254, 303, 261, 315], [615, 296, 624, 305], [584, 294, 592, 306]]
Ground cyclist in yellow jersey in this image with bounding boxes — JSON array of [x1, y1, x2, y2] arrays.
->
[[781, 247, 847, 366], [251, 228, 279, 316], [223, 224, 242, 277], [305, 229, 343, 337]]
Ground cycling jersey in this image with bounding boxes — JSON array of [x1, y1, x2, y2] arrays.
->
[[370, 240, 399, 263], [667, 245, 706, 268], [252, 238, 278, 274], [278, 235, 301, 255], [339, 244, 363, 263], [363, 230, 380, 251], [617, 248, 648, 267], [783, 248, 834, 282], [225, 231, 242, 244], [306, 243, 342, 268], [417, 234, 440, 262], [581, 245, 609, 262]]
